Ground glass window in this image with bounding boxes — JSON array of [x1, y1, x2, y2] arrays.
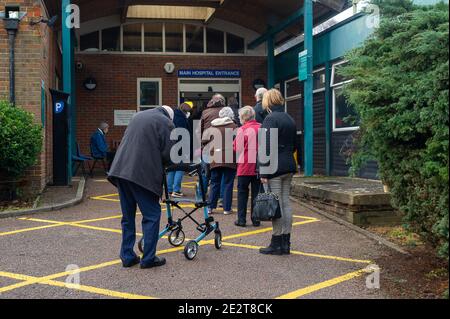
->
[[80, 31, 99, 51], [331, 61, 350, 86], [285, 79, 302, 98], [138, 79, 161, 110], [226, 33, 245, 54], [144, 23, 163, 52], [185, 25, 204, 53], [206, 28, 224, 53], [333, 87, 359, 130], [123, 24, 142, 52], [313, 68, 326, 91], [102, 26, 120, 51], [165, 23, 183, 52]]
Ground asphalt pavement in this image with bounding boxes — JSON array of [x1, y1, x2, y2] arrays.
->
[[0, 177, 390, 299]]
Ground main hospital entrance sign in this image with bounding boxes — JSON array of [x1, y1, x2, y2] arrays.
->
[[178, 70, 241, 78]]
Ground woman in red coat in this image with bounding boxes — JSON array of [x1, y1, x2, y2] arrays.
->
[[233, 106, 262, 227]]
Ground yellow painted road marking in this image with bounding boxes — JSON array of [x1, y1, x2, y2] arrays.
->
[[275, 269, 367, 299], [0, 271, 154, 299], [221, 242, 371, 264], [222, 219, 319, 241], [0, 223, 66, 237], [0, 245, 189, 296]]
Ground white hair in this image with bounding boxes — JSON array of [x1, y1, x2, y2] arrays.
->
[[255, 87, 268, 101], [161, 105, 174, 120], [219, 107, 235, 119], [238, 106, 255, 124]]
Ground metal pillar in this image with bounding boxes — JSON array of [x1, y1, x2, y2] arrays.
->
[[325, 61, 332, 176], [62, 0, 73, 182], [303, 0, 314, 176], [267, 35, 275, 88]]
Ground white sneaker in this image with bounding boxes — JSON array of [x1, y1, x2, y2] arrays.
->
[[223, 211, 233, 215]]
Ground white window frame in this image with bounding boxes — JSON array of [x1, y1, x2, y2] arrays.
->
[[137, 78, 162, 111], [313, 67, 326, 94], [177, 78, 242, 107], [331, 60, 358, 132], [284, 76, 303, 135], [79, 21, 248, 56]]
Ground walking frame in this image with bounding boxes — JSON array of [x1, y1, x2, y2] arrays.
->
[[138, 163, 222, 260]]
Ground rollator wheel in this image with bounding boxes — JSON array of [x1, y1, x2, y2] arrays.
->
[[138, 238, 144, 253], [168, 229, 185, 247], [184, 240, 199, 260], [214, 230, 222, 249]]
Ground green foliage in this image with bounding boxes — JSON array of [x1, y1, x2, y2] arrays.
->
[[340, 1, 449, 257], [0, 100, 43, 179]]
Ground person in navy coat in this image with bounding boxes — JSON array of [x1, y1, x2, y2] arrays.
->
[[90, 122, 109, 159], [167, 101, 193, 197]]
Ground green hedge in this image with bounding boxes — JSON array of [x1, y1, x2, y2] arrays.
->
[[340, 0, 449, 257], [0, 100, 43, 179]]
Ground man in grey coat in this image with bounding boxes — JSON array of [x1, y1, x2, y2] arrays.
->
[[108, 106, 175, 269]]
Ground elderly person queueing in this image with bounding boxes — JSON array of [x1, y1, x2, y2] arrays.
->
[[253, 87, 268, 124], [233, 106, 261, 227], [108, 106, 174, 269], [197, 94, 226, 197], [258, 89, 298, 255], [167, 101, 193, 198], [203, 107, 237, 215]]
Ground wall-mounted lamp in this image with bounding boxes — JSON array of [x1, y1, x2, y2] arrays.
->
[[83, 77, 97, 91], [1, 6, 27, 106]]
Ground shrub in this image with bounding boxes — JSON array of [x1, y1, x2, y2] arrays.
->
[[340, 0, 449, 257], [0, 100, 43, 179]]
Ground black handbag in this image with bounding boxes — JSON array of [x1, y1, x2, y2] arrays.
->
[[253, 184, 281, 221]]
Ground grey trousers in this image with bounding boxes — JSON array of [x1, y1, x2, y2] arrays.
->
[[264, 173, 294, 236]]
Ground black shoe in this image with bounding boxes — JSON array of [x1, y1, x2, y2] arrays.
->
[[140, 256, 166, 269], [259, 235, 283, 255], [122, 256, 141, 268], [252, 220, 261, 227], [281, 234, 291, 255], [234, 220, 246, 227]]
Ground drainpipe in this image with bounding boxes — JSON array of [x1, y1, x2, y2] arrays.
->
[[6, 28, 17, 105], [3, 17, 21, 106]]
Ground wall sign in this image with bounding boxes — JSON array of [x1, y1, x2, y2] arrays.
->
[[178, 69, 241, 78], [114, 110, 136, 126], [298, 50, 308, 82]]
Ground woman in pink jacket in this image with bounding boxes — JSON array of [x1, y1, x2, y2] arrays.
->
[[233, 106, 262, 227]]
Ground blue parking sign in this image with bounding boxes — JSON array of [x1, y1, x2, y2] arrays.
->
[[55, 101, 65, 114]]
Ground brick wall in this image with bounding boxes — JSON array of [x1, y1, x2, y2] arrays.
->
[[75, 54, 267, 154], [0, 0, 60, 196]]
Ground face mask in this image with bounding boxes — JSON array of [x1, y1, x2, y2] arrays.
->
[[186, 112, 191, 119]]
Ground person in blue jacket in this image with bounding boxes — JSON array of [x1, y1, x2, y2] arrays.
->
[[90, 122, 109, 159], [167, 101, 193, 197]]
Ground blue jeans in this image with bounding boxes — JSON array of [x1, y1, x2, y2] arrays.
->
[[209, 167, 236, 212], [117, 179, 161, 266], [196, 161, 210, 201], [167, 171, 184, 193], [219, 177, 225, 199]]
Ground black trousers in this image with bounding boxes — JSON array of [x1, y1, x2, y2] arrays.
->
[[237, 175, 261, 224]]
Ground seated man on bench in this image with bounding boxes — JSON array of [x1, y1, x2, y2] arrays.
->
[[90, 122, 110, 174]]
